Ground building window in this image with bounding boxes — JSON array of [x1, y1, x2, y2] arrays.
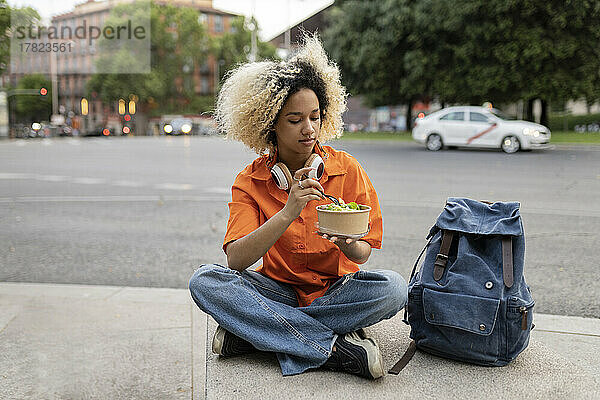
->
[[198, 13, 208, 25], [214, 15, 223, 33], [201, 77, 209, 94], [184, 75, 193, 93]]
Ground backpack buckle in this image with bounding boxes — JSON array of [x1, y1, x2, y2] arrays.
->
[[434, 253, 448, 268], [433, 254, 448, 281]]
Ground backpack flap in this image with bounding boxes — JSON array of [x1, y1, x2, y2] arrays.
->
[[436, 198, 522, 236], [423, 288, 500, 336]]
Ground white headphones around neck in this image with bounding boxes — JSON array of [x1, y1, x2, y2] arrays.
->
[[270, 153, 325, 190]]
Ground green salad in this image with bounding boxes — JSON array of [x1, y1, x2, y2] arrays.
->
[[324, 199, 360, 211]]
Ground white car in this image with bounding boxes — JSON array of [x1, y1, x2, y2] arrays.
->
[[412, 106, 551, 153]]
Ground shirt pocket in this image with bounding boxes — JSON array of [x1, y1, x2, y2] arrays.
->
[[275, 218, 313, 254]]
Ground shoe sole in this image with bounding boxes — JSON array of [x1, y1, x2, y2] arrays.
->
[[212, 325, 226, 355], [344, 331, 385, 379]]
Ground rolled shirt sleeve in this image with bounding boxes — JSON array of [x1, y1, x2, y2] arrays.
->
[[222, 176, 261, 254]]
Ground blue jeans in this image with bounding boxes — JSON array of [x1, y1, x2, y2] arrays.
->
[[188, 264, 407, 376]]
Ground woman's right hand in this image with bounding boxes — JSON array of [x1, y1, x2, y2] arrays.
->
[[281, 166, 325, 221]]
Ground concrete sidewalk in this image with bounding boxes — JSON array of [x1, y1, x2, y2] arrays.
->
[[1, 283, 598, 399]]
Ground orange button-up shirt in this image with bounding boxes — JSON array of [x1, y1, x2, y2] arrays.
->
[[223, 144, 383, 306]]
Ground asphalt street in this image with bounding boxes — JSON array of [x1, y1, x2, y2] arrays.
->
[[1, 136, 599, 318]]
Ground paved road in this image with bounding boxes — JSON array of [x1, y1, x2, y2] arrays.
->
[[1, 136, 599, 318]]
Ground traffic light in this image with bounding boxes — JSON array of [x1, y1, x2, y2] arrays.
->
[[118, 99, 126, 115], [40, 87, 48, 96], [81, 98, 88, 115]]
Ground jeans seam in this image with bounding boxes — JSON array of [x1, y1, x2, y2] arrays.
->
[[248, 281, 297, 301], [241, 280, 329, 356], [320, 274, 352, 306]]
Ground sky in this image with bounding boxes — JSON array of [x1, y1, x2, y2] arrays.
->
[[7, 0, 334, 41]]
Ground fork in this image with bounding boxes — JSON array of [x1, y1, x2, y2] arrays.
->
[[316, 188, 341, 205]]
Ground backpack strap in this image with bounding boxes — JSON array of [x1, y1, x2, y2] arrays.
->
[[433, 230, 454, 281], [502, 237, 514, 288], [388, 340, 417, 375], [402, 239, 432, 325]]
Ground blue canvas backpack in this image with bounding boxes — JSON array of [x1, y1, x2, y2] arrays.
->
[[389, 198, 534, 374]]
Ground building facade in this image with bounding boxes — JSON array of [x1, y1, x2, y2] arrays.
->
[[6, 0, 237, 135]]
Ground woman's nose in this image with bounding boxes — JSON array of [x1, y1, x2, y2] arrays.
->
[[302, 119, 315, 134]]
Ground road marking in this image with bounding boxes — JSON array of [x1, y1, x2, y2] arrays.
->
[[71, 177, 107, 185], [34, 174, 69, 182], [112, 180, 146, 187], [381, 200, 600, 218], [82, 138, 111, 145], [0, 173, 35, 179], [0, 172, 202, 191], [0, 195, 229, 203], [205, 187, 230, 194], [154, 183, 194, 190]]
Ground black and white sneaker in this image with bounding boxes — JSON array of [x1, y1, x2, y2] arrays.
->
[[322, 331, 385, 379], [212, 325, 256, 357]]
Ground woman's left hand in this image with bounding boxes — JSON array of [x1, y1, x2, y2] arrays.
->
[[314, 222, 359, 247], [314, 222, 371, 264]]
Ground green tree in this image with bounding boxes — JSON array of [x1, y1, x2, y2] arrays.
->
[[89, 4, 278, 118], [0, 2, 41, 75], [415, 0, 600, 125], [324, 0, 421, 130], [214, 16, 278, 81], [15, 74, 51, 122], [88, 2, 211, 116], [324, 0, 600, 127]]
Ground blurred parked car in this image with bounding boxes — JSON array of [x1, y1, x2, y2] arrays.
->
[[14, 123, 44, 138], [163, 118, 193, 135], [412, 106, 551, 153]]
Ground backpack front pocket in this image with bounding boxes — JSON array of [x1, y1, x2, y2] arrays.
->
[[416, 288, 502, 364]]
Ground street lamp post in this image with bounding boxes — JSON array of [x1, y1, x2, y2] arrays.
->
[[50, 47, 58, 116], [248, 19, 257, 62]]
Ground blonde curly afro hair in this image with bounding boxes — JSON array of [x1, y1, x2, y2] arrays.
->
[[215, 34, 347, 155]]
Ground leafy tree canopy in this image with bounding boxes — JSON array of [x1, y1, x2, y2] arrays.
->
[[88, 3, 277, 116], [88, 1, 209, 113], [214, 16, 278, 81], [0, 2, 41, 75], [324, 0, 600, 121], [15, 73, 51, 121]]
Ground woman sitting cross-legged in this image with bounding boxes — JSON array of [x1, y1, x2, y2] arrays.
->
[[188, 35, 407, 380]]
